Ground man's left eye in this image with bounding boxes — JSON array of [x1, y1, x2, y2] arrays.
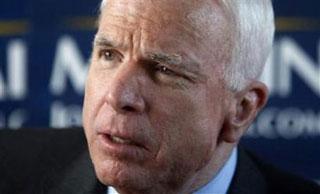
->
[[155, 65, 176, 76]]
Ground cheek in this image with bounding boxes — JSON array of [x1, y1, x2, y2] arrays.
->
[[148, 90, 222, 173], [83, 70, 108, 137]]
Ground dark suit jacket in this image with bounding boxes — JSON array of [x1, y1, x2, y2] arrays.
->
[[0, 128, 319, 194]]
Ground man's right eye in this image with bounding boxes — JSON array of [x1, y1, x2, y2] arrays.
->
[[99, 49, 116, 61]]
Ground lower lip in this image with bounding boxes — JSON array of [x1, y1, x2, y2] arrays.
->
[[97, 134, 148, 161]]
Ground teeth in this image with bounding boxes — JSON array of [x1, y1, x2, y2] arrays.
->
[[110, 135, 132, 144]]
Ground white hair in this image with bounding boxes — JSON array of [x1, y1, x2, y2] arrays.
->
[[101, 0, 107, 9], [219, 0, 275, 90], [99, 0, 275, 91]]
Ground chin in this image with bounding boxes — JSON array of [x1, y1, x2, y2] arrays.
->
[[93, 154, 154, 191]]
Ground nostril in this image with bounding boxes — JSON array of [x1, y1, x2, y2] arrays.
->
[[122, 106, 136, 112]]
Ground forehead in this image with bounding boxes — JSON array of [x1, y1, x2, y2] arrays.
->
[[98, 0, 232, 66], [101, 0, 227, 29]]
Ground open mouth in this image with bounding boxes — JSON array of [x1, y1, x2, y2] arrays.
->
[[97, 133, 150, 161], [107, 134, 136, 145], [104, 134, 145, 149]]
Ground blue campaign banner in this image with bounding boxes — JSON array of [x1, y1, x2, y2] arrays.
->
[[0, 0, 319, 183]]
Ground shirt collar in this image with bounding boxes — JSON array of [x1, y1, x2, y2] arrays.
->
[[108, 148, 238, 194], [107, 186, 118, 194]]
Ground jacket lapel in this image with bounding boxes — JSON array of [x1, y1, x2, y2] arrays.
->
[[227, 148, 267, 194]]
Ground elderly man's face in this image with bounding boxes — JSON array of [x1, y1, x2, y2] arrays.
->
[[83, 0, 234, 193]]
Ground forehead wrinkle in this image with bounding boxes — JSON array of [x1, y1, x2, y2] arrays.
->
[[102, 1, 206, 44], [174, 21, 203, 42], [106, 12, 162, 28], [100, 12, 164, 44], [101, 13, 138, 30], [103, 0, 164, 27]]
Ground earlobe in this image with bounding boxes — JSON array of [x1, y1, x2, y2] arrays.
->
[[221, 81, 268, 143]]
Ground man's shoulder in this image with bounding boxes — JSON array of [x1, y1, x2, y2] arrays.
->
[[230, 147, 320, 194], [0, 128, 88, 193], [249, 151, 320, 194]]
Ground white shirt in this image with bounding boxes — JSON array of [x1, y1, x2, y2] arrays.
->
[[107, 148, 238, 194]]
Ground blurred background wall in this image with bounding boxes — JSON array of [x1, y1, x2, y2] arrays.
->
[[0, 0, 319, 184]]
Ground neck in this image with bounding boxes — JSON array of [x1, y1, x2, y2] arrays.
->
[[114, 143, 235, 194], [187, 142, 235, 193]]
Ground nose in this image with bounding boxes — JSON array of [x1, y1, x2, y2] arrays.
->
[[105, 64, 146, 113]]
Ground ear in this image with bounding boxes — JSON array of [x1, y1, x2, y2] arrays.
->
[[221, 81, 268, 143]]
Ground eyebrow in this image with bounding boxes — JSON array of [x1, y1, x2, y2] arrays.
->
[[147, 52, 201, 74], [147, 53, 182, 66], [93, 35, 117, 48]]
